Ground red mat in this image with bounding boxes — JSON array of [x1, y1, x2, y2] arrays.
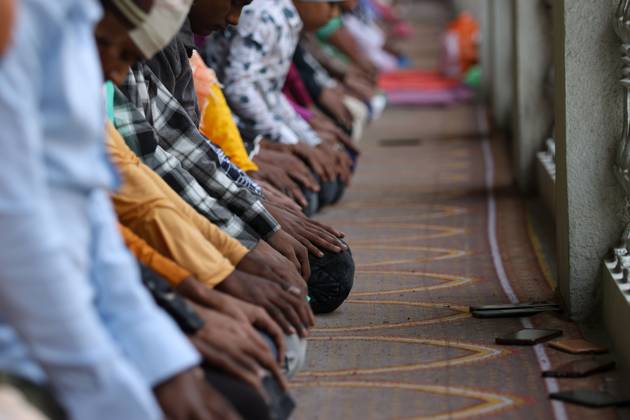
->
[[378, 70, 461, 91], [379, 70, 473, 105]]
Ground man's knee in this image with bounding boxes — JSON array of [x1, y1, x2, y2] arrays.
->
[[205, 369, 272, 420], [301, 188, 319, 217], [331, 179, 346, 204], [307, 245, 355, 314], [283, 334, 307, 377], [259, 332, 307, 378], [318, 179, 339, 208]]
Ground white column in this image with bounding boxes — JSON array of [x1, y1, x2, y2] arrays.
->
[[512, 0, 554, 192], [554, 0, 624, 319], [489, 0, 514, 130]]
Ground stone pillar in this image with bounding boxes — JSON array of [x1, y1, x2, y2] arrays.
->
[[554, 0, 624, 319], [489, 0, 514, 131], [511, 0, 553, 192], [480, 0, 492, 98]]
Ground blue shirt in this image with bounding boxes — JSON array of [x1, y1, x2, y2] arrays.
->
[[0, 1, 200, 419]]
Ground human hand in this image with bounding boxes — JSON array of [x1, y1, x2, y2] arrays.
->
[[318, 142, 352, 186], [256, 148, 320, 192], [213, 292, 287, 364], [351, 59, 379, 84], [216, 270, 314, 338], [290, 143, 336, 182], [281, 203, 346, 239], [318, 87, 354, 129], [189, 305, 288, 396], [314, 129, 338, 148], [176, 277, 239, 315], [175, 278, 287, 364], [309, 113, 361, 155], [266, 203, 348, 257], [330, 122, 360, 156], [309, 112, 341, 134], [344, 75, 376, 103], [239, 241, 308, 295], [259, 138, 294, 152], [336, 147, 353, 186], [253, 161, 309, 208], [0, 0, 15, 58], [259, 180, 304, 213], [315, 144, 342, 182], [266, 229, 311, 280], [154, 367, 241, 420]]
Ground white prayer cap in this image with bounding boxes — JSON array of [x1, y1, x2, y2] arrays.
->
[[129, 0, 193, 59], [107, 0, 153, 28]]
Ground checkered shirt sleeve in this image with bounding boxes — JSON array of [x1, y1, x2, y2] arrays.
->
[[113, 83, 261, 248]]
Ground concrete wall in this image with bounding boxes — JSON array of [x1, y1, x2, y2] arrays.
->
[[512, 0, 554, 193], [489, 0, 514, 131], [554, 0, 625, 319]]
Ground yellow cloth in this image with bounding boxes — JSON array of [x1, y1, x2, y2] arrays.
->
[[189, 51, 259, 172], [106, 122, 248, 287], [119, 224, 191, 286]]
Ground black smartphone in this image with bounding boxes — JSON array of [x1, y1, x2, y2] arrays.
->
[[472, 307, 559, 318], [471, 303, 559, 312], [495, 328, 562, 345], [550, 390, 630, 408]]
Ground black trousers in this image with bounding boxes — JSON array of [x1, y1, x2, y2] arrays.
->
[[301, 188, 319, 217], [139, 264, 294, 420], [302, 177, 346, 216], [205, 369, 295, 420], [205, 370, 270, 420], [0, 373, 66, 420]]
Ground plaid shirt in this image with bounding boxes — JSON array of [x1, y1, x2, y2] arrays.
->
[[113, 69, 280, 247], [136, 58, 263, 196]]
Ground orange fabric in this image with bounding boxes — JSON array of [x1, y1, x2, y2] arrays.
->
[[447, 12, 479, 74], [119, 224, 191, 286], [106, 121, 249, 287], [189, 51, 259, 172], [190, 50, 215, 110]]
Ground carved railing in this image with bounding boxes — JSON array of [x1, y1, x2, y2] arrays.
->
[[605, 0, 630, 282], [540, 63, 555, 182], [543, 0, 555, 174], [535, 0, 556, 215], [614, 0, 630, 197]]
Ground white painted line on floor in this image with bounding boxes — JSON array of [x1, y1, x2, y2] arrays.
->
[[480, 138, 519, 304], [477, 107, 568, 420]]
